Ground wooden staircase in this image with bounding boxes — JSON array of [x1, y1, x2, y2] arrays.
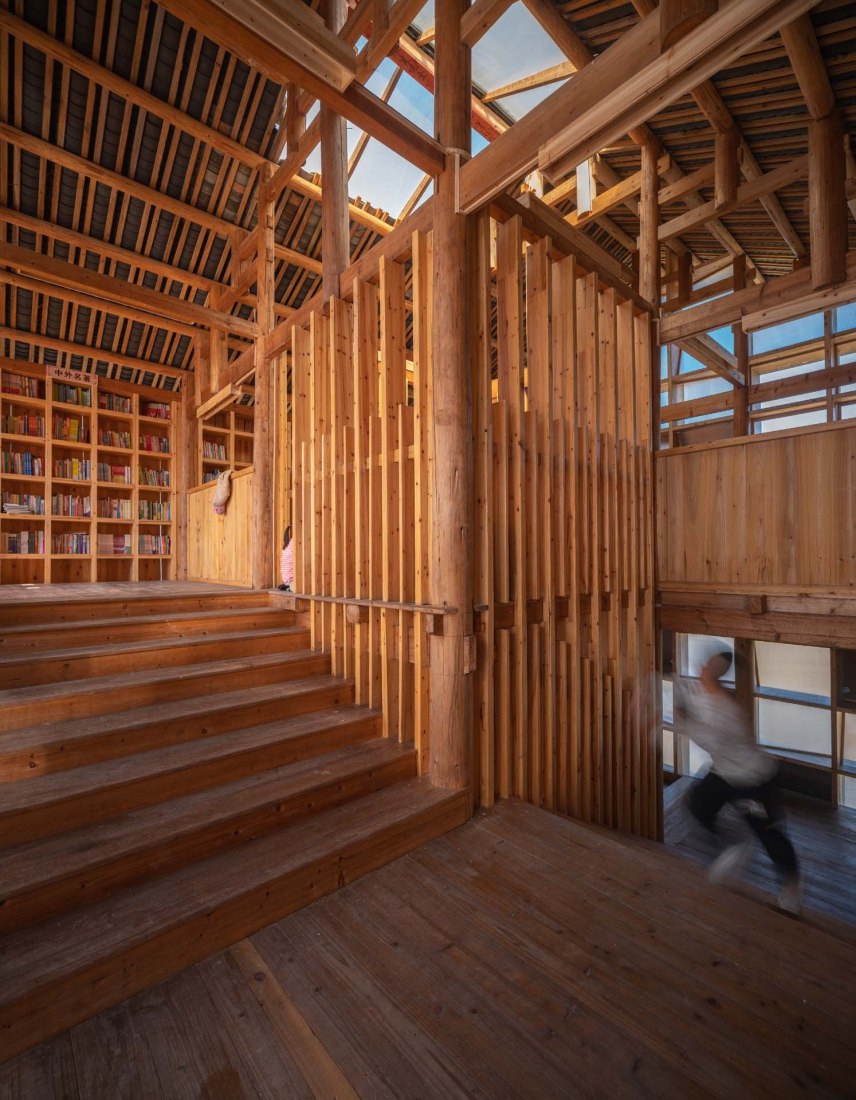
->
[[0, 587, 467, 1064]]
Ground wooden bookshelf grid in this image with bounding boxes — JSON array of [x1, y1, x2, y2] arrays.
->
[[0, 363, 178, 584], [198, 406, 253, 485]]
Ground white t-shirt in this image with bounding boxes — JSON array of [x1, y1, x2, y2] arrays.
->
[[675, 679, 776, 788]]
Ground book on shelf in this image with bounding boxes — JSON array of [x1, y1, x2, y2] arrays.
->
[[52, 382, 92, 407], [51, 532, 91, 555], [139, 533, 171, 555], [97, 532, 132, 555], [202, 441, 227, 459], [98, 429, 132, 448], [4, 451, 45, 477], [98, 498, 134, 520], [51, 494, 92, 518], [2, 372, 42, 399], [2, 493, 45, 515], [3, 413, 45, 437], [97, 462, 132, 484], [139, 468, 170, 487], [53, 457, 91, 480], [1, 530, 45, 554], [98, 392, 133, 414], [138, 500, 171, 520], [140, 401, 171, 420], [139, 434, 170, 454], [52, 415, 90, 443]]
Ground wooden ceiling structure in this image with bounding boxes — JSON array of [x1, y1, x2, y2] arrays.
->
[[1, 0, 854, 398]]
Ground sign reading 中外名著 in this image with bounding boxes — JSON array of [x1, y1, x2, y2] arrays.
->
[[46, 364, 97, 387]]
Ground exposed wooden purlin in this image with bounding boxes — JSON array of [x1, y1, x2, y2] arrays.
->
[[0, 207, 215, 298], [522, 0, 590, 70], [359, 0, 425, 77], [0, 10, 267, 171], [658, 155, 809, 242], [660, 249, 856, 341], [677, 335, 745, 387], [348, 69, 401, 176], [202, 0, 359, 91], [268, 118, 323, 203], [0, 246, 254, 341], [631, 0, 807, 261], [399, 174, 432, 220], [0, 123, 240, 242], [457, 0, 817, 215], [482, 61, 575, 104], [460, 0, 516, 48], [156, 0, 445, 176], [0, 327, 188, 383]]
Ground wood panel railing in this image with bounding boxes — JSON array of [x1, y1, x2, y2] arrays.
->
[[290, 231, 435, 772], [186, 466, 253, 587], [472, 212, 659, 838], [656, 421, 856, 589]]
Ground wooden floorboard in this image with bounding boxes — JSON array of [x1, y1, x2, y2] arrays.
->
[[3, 798, 852, 1098], [0, 581, 253, 606]]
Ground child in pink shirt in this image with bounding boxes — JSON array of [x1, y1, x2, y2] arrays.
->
[[279, 526, 293, 591]]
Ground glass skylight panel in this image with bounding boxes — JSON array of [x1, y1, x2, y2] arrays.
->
[[387, 70, 434, 136], [349, 140, 427, 219]]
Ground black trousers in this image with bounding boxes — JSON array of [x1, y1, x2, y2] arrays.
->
[[689, 770, 799, 879]]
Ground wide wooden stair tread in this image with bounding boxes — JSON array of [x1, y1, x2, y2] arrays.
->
[[0, 778, 466, 1060], [0, 586, 467, 1064], [0, 605, 298, 649], [0, 736, 409, 932], [0, 645, 326, 731]]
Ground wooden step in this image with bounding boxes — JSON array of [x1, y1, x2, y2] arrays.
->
[[0, 646, 326, 733], [0, 699, 375, 846], [0, 626, 312, 688], [0, 672, 349, 781], [0, 778, 468, 1064], [0, 589, 274, 627], [0, 606, 298, 651], [0, 736, 406, 934]]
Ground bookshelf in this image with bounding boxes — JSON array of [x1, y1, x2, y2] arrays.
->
[[198, 406, 254, 485], [0, 363, 177, 584]]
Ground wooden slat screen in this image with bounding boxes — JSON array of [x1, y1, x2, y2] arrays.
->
[[290, 231, 433, 772], [472, 212, 659, 839]]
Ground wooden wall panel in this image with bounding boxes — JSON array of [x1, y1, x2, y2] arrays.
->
[[473, 212, 658, 839], [186, 467, 254, 587], [656, 423, 856, 589]]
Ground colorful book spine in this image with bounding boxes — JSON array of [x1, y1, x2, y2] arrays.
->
[[1, 530, 45, 554], [139, 434, 170, 454], [138, 468, 170, 487], [140, 402, 171, 420], [98, 393, 133, 413], [98, 498, 133, 520], [138, 500, 172, 520], [98, 429, 132, 448], [2, 493, 45, 514], [51, 494, 92, 517], [51, 532, 91, 554], [97, 533, 132, 555], [52, 457, 91, 480], [52, 383, 92, 407], [139, 533, 171, 555], [2, 372, 42, 398], [3, 413, 45, 437], [3, 451, 45, 476], [97, 463, 132, 484]]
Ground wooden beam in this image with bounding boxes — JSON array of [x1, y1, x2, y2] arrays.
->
[[658, 155, 808, 241], [157, 0, 445, 176], [521, 0, 590, 70], [660, 0, 718, 50], [658, 161, 715, 205], [808, 112, 847, 291], [457, 0, 817, 214], [460, 0, 516, 48], [430, 0, 472, 795], [677, 334, 744, 386], [482, 61, 575, 104], [0, 11, 267, 171], [253, 164, 277, 589], [568, 156, 670, 227], [205, 0, 356, 91], [0, 207, 215, 296], [639, 142, 660, 308], [779, 14, 836, 120], [0, 327, 189, 382], [714, 126, 740, 210], [660, 249, 856, 341], [268, 116, 322, 203], [0, 243, 257, 339], [0, 122, 238, 240], [359, 0, 425, 76]]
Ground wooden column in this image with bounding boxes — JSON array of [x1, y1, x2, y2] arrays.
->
[[732, 255, 750, 436], [177, 375, 198, 579], [430, 0, 473, 794], [660, 0, 717, 51], [252, 164, 276, 589], [321, 0, 350, 304], [808, 111, 847, 291], [714, 126, 739, 210], [639, 142, 660, 309]]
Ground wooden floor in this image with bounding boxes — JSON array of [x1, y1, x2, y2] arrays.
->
[[3, 799, 853, 1099], [0, 581, 252, 606], [665, 777, 856, 927]]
